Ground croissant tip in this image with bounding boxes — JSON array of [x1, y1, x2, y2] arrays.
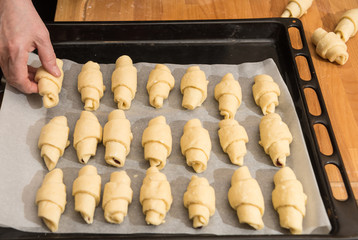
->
[[107, 158, 123, 167], [80, 155, 91, 164], [281, 10, 291, 18], [275, 158, 285, 167], [82, 215, 93, 224], [117, 100, 130, 110]]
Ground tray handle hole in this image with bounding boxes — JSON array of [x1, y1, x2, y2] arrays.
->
[[313, 123, 333, 156], [288, 26, 303, 50], [295, 55, 312, 81], [325, 164, 348, 201], [304, 88, 322, 116]]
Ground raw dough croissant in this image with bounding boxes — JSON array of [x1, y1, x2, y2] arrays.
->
[[214, 73, 242, 119], [259, 113, 293, 167], [73, 111, 102, 164], [272, 167, 307, 234], [218, 119, 248, 166], [78, 61, 106, 111], [72, 165, 101, 224], [228, 166, 264, 230], [281, 0, 313, 18], [139, 167, 173, 225], [35, 168, 66, 232], [183, 175, 215, 228], [180, 119, 211, 173], [102, 171, 133, 224], [180, 66, 208, 110], [111, 55, 137, 110], [334, 8, 358, 42], [103, 109, 133, 167], [142, 116, 172, 169], [252, 74, 280, 115], [38, 116, 70, 171], [35, 58, 64, 108], [147, 64, 175, 108], [312, 28, 348, 65]]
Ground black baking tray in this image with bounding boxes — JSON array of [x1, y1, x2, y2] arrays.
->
[[1, 18, 358, 239]]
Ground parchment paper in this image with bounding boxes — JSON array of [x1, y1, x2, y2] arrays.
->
[[0, 53, 331, 235]]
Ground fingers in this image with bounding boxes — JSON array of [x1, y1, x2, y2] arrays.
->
[[36, 30, 61, 78], [28, 65, 37, 81], [18, 78, 38, 94], [6, 52, 38, 94], [6, 73, 38, 94]]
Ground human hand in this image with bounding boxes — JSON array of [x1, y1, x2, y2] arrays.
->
[[0, 0, 60, 94]]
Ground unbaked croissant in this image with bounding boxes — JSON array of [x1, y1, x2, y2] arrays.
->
[[228, 166, 264, 230], [111, 55, 137, 110], [78, 61, 106, 111], [180, 66, 208, 110], [103, 109, 133, 167], [218, 119, 248, 166], [183, 175, 215, 228], [147, 64, 175, 108], [272, 167, 307, 234], [214, 73, 242, 119], [139, 167, 173, 225], [35, 58, 64, 108], [38, 116, 70, 171], [312, 28, 348, 65], [281, 0, 313, 18], [102, 171, 133, 224], [35, 168, 66, 232], [259, 113, 293, 167], [334, 8, 358, 42], [252, 74, 280, 115], [73, 111, 102, 164], [72, 165, 101, 224], [142, 116, 172, 169], [180, 119, 211, 173]]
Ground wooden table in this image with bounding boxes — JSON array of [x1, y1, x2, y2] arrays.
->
[[55, 0, 358, 202]]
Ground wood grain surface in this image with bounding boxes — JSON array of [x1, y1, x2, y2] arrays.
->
[[55, 0, 358, 202]]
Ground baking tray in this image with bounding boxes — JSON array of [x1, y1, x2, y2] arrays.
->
[[1, 18, 358, 239]]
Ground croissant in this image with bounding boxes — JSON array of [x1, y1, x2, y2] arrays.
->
[[78, 61, 106, 111], [102, 171, 133, 224], [142, 116, 172, 169], [252, 74, 280, 115], [183, 175, 215, 228], [214, 73, 242, 119], [73, 111, 102, 164], [180, 66, 208, 110], [38, 116, 70, 171], [180, 119, 211, 173], [312, 28, 348, 65], [334, 8, 358, 42], [103, 109, 133, 167], [218, 119, 248, 166], [272, 167, 307, 234], [35, 58, 64, 108], [281, 0, 313, 18], [139, 167, 173, 225], [35, 168, 66, 232], [111, 55, 137, 110], [259, 113, 293, 167], [228, 166, 264, 230], [72, 165, 101, 224], [147, 64, 175, 108]]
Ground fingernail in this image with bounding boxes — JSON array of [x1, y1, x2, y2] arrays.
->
[[53, 66, 61, 77]]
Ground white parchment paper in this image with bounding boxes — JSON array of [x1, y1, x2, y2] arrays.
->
[[0, 53, 331, 235]]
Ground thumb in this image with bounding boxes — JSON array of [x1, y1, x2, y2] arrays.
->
[[36, 37, 61, 77]]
